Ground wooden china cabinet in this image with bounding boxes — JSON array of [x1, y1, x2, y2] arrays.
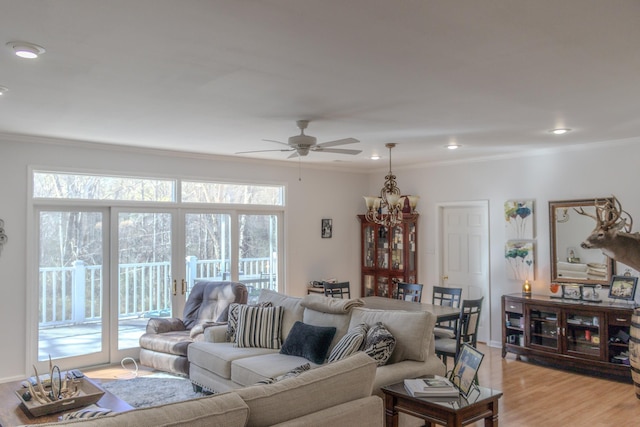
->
[[357, 214, 418, 299]]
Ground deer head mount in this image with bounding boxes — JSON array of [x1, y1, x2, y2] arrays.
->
[[575, 196, 640, 272]]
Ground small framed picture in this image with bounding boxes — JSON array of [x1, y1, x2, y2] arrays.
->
[[321, 219, 332, 238], [562, 284, 583, 300], [608, 275, 638, 301], [450, 344, 484, 397]]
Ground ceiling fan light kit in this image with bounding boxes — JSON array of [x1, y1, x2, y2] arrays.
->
[[363, 143, 419, 228]]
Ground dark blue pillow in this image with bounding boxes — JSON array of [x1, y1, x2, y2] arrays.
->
[[280, 321, 337, 364]]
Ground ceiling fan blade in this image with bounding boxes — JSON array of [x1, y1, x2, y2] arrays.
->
[[262, 139, 291, 147], [236, 149, 293, 154], [313, 147, 362, 155], [287, 152, 299, 159], [317, 137, 360, 148]]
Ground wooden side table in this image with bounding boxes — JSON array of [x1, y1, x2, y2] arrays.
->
[[381, 381, 502, 427]]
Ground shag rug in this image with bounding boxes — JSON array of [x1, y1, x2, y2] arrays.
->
[[101, 373, 207, 408]]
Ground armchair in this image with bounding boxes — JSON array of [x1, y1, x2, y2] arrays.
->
[[139, 281, 248, 375]]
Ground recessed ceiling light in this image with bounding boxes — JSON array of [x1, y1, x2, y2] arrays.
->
[[550, 128, 571, 135], [445, 143, 462, 150], [370, 154, 381, 160], [0, 86, 8, 95], [6, 41, 46, 59]]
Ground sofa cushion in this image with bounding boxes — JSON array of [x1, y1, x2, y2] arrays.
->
[[257, 289, 304, 339], [328, 323, 368, 363], [183, 281, 248, 329], [188, 342, 277, 380], [235, 304, 284, 349], [232, 353, 319, 386], [280, 321, 337, 364], [52, 392, 249, 427], [139, 330, 192, 357], [254, 363, 311, 385], [235, 352, 377, 427], [349, 307, 433, 364], [363, 322, 396, 366], [227, 301, 273, 342]]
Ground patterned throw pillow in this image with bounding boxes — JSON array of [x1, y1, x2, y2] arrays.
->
[[328, 323, 369, 363], [226, 302, 273, 342], [60, 407, 112, 420], [254, 363, 311, 385], [363, 322, 396, 366], [235, 304, 284, 349]]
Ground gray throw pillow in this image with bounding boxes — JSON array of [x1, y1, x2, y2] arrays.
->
[[280, 321, 337, 364]]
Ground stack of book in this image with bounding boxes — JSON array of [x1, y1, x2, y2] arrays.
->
[[404, 375, 459, 398]]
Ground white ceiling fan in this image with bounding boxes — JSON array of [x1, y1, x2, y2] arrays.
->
[[237, 120, 361, 159]]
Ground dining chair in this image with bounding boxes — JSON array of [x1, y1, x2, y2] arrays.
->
[[432, 286, 463, 338], [323, 281, 351, 298], [435, 296, 483, 365], [396, 282, 423, 302]]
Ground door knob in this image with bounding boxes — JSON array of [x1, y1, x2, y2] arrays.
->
[[443, 275, 449, 281]]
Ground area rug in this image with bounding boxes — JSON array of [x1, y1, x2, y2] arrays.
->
[[101, 373, 207, 408]]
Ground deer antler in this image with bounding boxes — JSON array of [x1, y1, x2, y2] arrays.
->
[[575, 196, 633, 233]]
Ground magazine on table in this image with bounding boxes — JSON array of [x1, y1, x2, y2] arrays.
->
[[403, 375, 459, 397]]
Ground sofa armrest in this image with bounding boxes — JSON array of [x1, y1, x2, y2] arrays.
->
[[145, 317, 186, 334], [204, 324, 229, 342]]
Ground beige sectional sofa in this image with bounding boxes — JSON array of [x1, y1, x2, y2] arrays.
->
[[188, 289, 446, 395], [33, 352, 383, 427]]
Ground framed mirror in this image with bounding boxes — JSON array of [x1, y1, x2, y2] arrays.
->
[[549, 198, 615, 286]]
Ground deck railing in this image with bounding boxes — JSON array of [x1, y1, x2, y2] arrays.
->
[[39, 257, 277, 327]]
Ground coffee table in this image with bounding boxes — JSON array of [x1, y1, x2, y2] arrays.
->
[[381, 381, 502, 426], [0, 376, 133, 426]]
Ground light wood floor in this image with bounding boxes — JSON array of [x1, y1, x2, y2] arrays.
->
[[461, 343, 640, 427], [86, 345, 640, 426]]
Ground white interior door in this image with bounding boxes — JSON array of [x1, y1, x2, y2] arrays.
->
[[439, 202, 490, 343]]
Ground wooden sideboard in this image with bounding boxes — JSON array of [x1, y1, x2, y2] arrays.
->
[[502, 293, 634, 380]]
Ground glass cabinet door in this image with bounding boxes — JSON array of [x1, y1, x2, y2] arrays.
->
[[528, 306, 560, 352], [391, 225, 404, 271], [565, 311, 604, 360], [363, 224, 375, 268], [408, 222, 416, 272], [376, 226, 389, 269], [363, 274, 375, 297], [376, 275, 389, 298]]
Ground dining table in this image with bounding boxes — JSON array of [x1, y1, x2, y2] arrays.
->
[[361, 296, 460, 323]]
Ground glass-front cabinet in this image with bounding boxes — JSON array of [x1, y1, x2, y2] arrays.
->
[[564, 309, 604, 360], [527, 305, 560, 352], [358, 214, 418, 298], [503, 294, 632, 380]]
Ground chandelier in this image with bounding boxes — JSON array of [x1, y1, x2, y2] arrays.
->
[[363, 143, 419, 228]]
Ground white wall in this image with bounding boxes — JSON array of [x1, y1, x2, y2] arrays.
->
[[0, 135, 367, 381], [392, 138, 640, 347]]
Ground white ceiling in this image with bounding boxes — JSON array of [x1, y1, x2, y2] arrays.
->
[[2, 0, 640, 170]]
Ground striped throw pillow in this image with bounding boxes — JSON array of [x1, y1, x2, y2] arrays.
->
[[235, 304, 284, 349], [226, 301, 273, 342], [328, 323, 369, 363]]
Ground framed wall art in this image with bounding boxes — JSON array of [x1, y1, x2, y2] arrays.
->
[[321, 219, 332, 238], [608, 275, 638, 301]]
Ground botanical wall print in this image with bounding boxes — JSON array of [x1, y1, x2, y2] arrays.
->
[[504, 200, 534, 240], [505, 241, 534, 280]]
